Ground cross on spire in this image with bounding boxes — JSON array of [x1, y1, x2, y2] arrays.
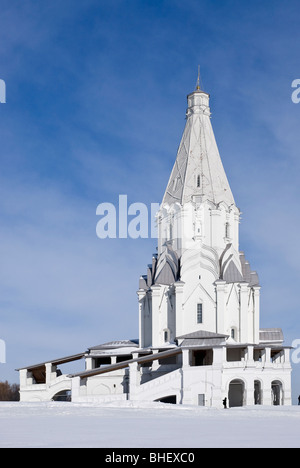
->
[[196, 65, 201, 91]]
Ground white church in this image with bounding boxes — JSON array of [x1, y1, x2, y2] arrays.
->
[[18, 80, 292, 408]]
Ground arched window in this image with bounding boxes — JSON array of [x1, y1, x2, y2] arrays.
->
[[197, 175, 201, 188], [197, 304, 203, 324]]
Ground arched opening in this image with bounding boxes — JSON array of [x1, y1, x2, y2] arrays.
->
[[155, 395, 176, 404], [228, 379, 245, 407], [52, 390, 71, 402], [254, 380, 262, 405], [272, 380, 283, 406]]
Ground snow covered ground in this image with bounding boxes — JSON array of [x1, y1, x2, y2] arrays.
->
[[0, 401, 299, 448]]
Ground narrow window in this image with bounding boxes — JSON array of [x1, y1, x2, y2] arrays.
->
[[225, 222, 230, 239], [231, 328, 235, 340], [164, 329, 169, 342], [197, 174, 201, 188], [197, 303, 203, 324]]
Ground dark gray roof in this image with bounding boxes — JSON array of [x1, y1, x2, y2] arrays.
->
[[139, 244, 180, 289], [177, 330, 228, 348], [223, 260, 244, 283], [88, 339, 139, 351], [177, 330, 228, 340], [180, 338, 226, 347], [139, 276, 148, 289], [219, 248, 260, 286], [259, 328, 284, 343], [154, 243, 180, 286], [240, 252, 260, 287]]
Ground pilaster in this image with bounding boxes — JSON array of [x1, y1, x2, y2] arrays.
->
[[253, 286, 261, 344], [210, 209, 222, 249], [128, 361, 139, 399], [215, 279, 227, 335], [151, 285, 161, 347], [137, 289, 147, 348], [239, 282, 249, 343], [174, 281, 185, 338]]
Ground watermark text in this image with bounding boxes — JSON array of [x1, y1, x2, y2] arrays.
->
[[0, 79, 6, 103], [96, 195, 159, 239], [292, 339, 300, 364], [291, 79, 300, 103]]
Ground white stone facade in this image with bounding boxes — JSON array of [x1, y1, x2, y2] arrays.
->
[[18, 83, 292, 408]]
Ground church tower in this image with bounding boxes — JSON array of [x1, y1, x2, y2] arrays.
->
[[138, 80, 260, 348], [18, 77, 292, 407]]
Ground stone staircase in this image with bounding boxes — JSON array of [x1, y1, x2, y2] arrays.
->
[[132, 368, 182, 402]]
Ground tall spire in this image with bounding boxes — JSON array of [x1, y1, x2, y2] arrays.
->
[[162, 81, 235, 207]]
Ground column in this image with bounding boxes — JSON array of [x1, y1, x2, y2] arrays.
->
[[283, 348, 291, 368], [262, 347, 271, 367], [262, 378, 272, 406], [71, 376, 82, 402], [45, 363, 57, 384], [246, 345, 254, 366], [19, 369, 31, 388], [151, 349, 160, 371], [85, 357, 93, 371], [213, 346, 226, 367], [182, 349, 190, 367], [246, 379, 255, 406]]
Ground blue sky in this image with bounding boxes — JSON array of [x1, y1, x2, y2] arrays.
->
[[0, 0, 300, 402]]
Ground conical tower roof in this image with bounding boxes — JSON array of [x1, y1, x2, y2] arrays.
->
[[162, 86, 235, 207]]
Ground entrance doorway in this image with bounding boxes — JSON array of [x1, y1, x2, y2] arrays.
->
[[254, 380, 262, 405], [228, 379, 244, 407], [272, 380, 283, 406]]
